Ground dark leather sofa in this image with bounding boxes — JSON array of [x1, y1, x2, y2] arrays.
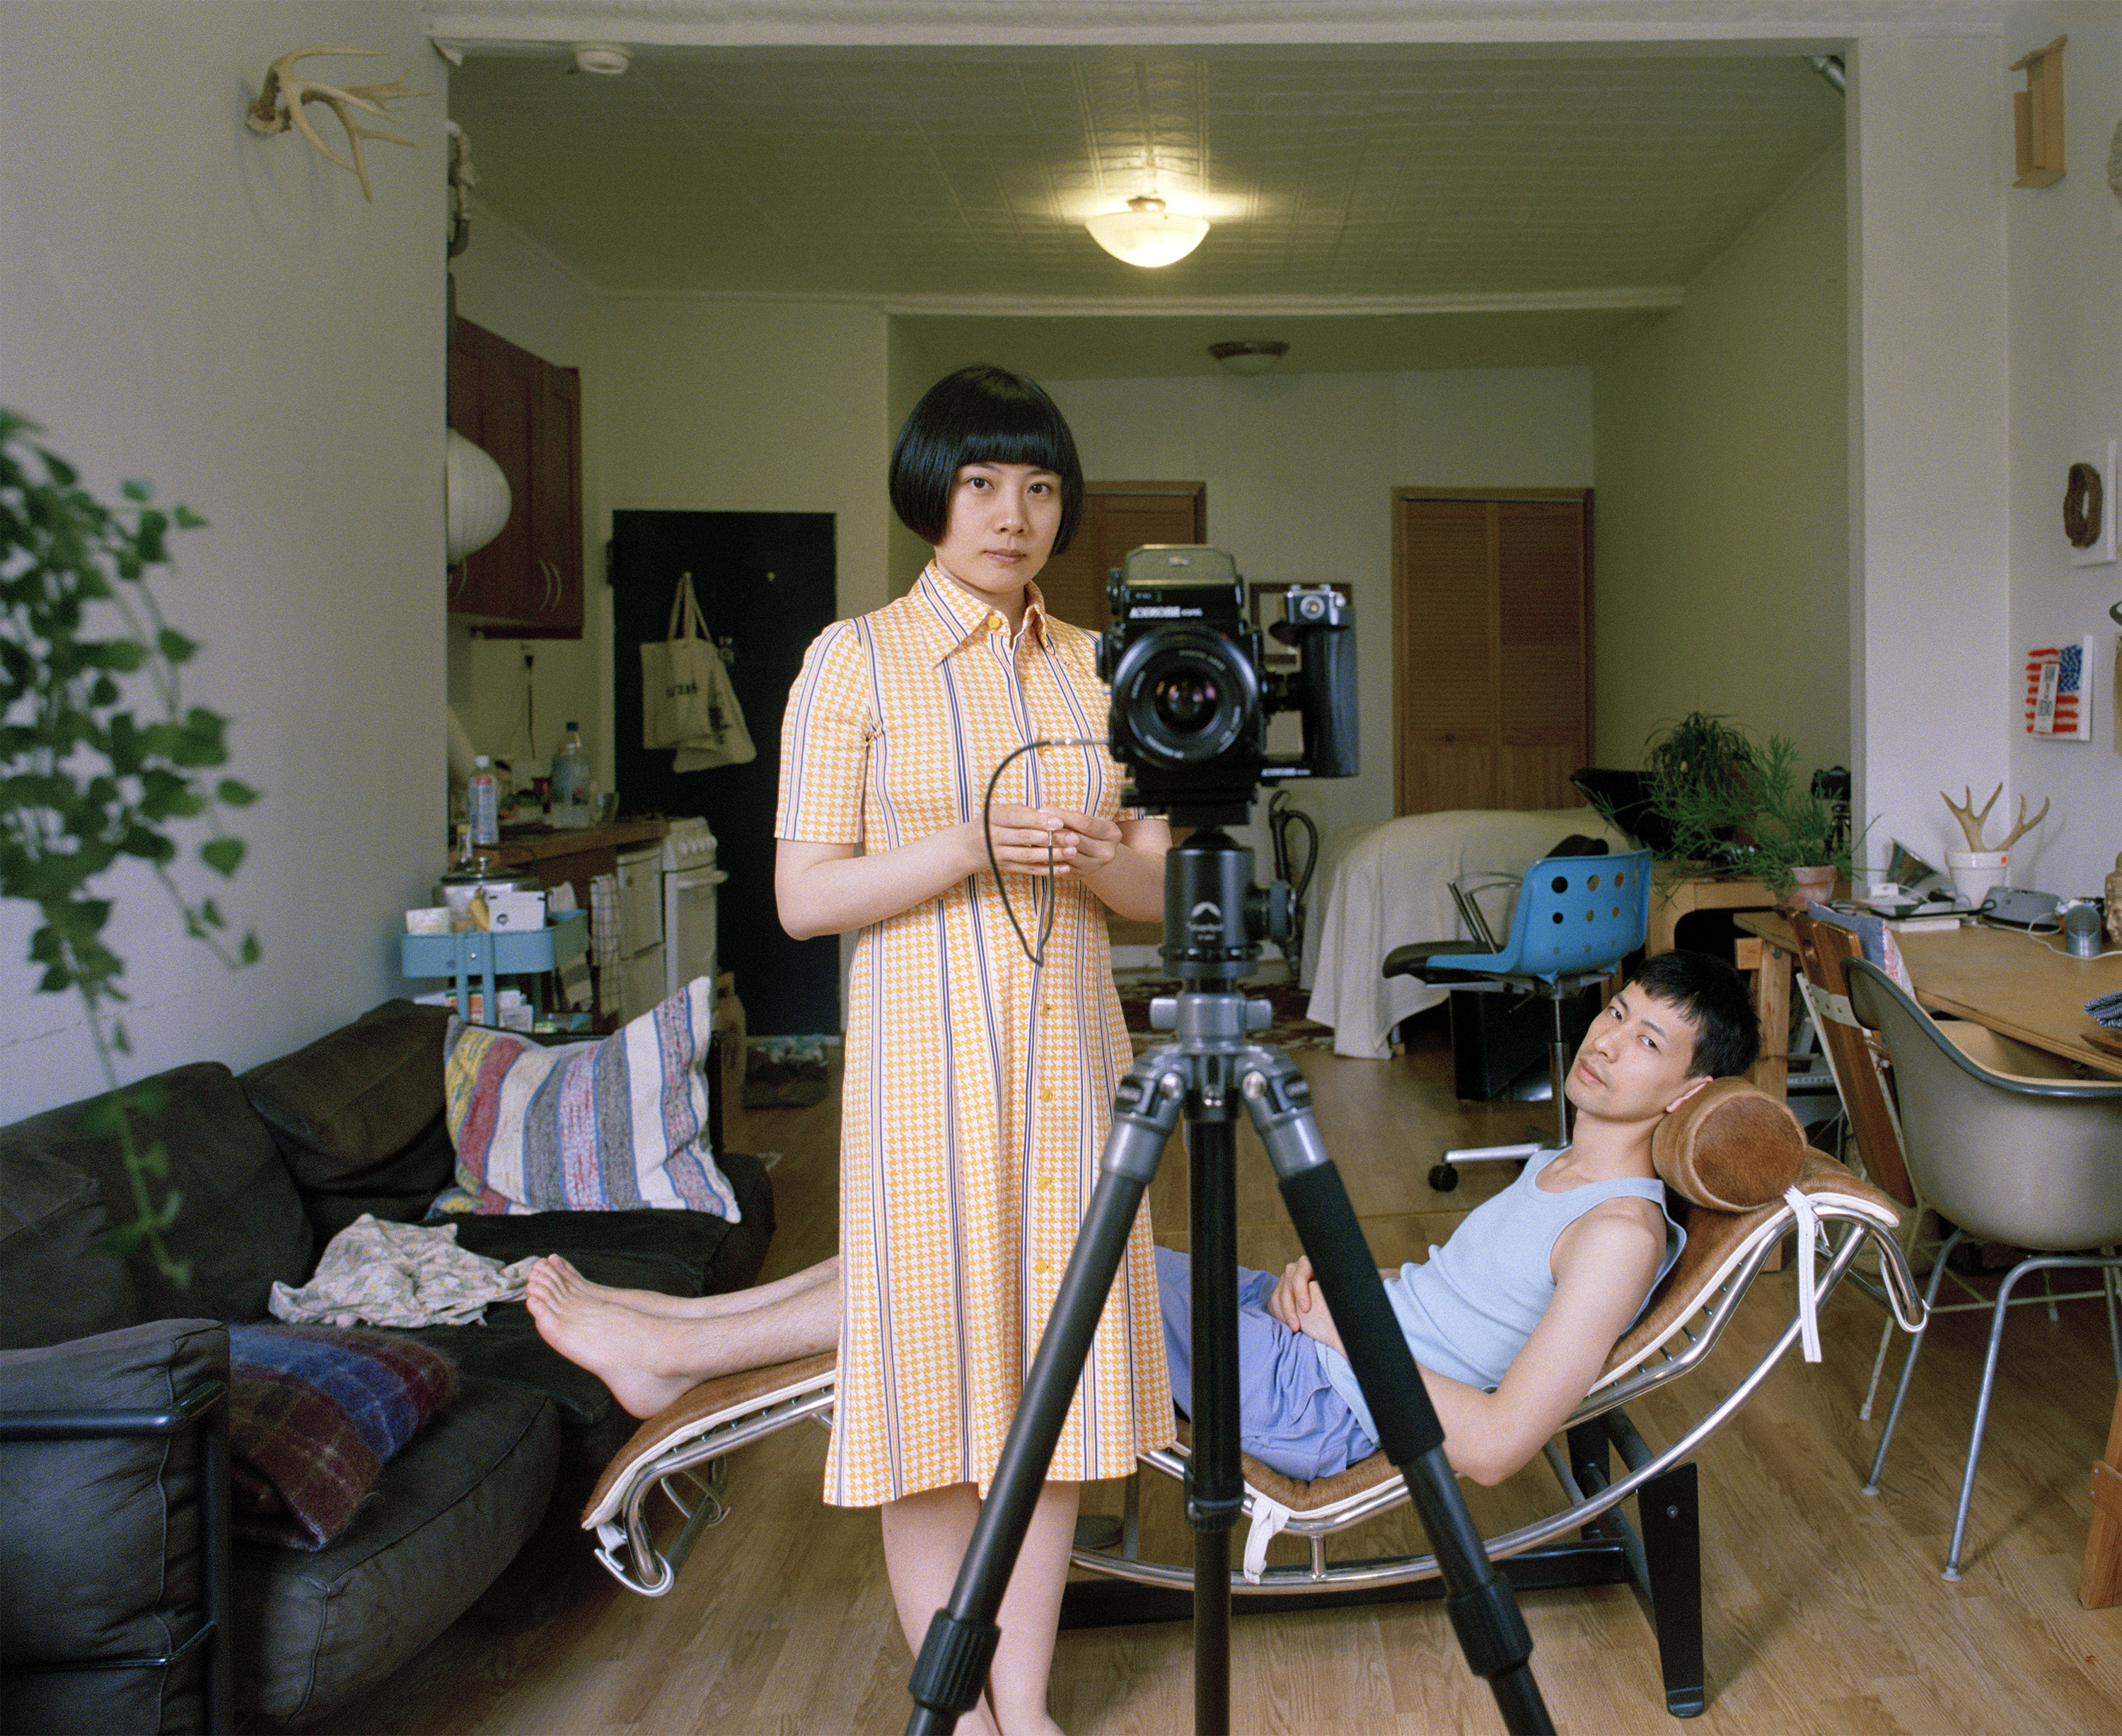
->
[[0, 1000, 773, 1732]]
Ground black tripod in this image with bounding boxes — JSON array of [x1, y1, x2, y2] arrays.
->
[[904, 828, 1554, 1735]]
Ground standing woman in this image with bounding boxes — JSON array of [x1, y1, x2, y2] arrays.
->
[[774, 366, 1174, 1734]]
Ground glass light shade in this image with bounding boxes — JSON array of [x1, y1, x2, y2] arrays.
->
[[1209, 340, 1289, 376], [445, 429, 512, 565], [1084, 195, 1209, 267]]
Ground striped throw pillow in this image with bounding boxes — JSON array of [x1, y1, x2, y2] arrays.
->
[[440, 978, 739, 1217]]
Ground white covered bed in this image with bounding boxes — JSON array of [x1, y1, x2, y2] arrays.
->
[[1301, 807, 1632, 1059]]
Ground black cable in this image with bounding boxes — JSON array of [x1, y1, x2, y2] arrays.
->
[[980, 737, 1108, 967]]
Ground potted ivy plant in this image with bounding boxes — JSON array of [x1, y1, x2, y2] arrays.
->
[[1647, 724, 1854, 910], [1, 408, 257, 1280]]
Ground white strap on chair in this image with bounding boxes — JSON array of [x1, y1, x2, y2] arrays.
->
[[1241, 1492, 1297, 1582], [1782, 1185, 1828, 1362]]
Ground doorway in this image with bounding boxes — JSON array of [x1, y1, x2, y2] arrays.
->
[[610, 510, 840, 1037]]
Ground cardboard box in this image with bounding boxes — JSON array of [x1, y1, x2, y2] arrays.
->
[[714, 973, 745, 1118]]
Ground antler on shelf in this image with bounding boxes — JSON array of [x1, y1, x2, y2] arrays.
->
[[1993, 793, 2050, 853], [1940, 783, 2050, 852], [246, 48, 421, 202]]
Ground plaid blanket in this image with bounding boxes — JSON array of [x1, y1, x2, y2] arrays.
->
[[227, 1324, 457, 1551]]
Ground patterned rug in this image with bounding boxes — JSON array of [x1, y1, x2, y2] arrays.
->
[[1113, 976, 1336, 1051]]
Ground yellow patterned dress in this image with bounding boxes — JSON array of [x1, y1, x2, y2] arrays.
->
[[775, 565, 1174, 1507]]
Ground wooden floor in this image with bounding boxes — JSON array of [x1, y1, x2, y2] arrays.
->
[[309, 1010, 2122, 1736]]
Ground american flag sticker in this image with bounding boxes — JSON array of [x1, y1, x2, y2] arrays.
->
[[2024, 639, 2092, 740]]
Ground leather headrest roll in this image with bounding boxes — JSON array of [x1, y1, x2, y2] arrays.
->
[[1652, 1077, 1807, 1210]]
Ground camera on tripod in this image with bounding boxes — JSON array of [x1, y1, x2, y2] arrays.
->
[[1097, 545, 1357, 827]]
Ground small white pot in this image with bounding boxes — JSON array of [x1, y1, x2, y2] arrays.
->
[[1945, 848, 2009, 908]]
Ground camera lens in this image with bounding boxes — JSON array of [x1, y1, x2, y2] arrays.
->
[[1153, 673, 1220, 736]]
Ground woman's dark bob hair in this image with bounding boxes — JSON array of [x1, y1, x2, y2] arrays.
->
[[890, 365, 1085, 557]]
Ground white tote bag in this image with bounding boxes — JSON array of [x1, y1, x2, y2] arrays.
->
[[640, 573, 724, 751], [672, 640, 756, 771]]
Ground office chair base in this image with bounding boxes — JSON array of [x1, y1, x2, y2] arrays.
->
[[1430, 1141, 1548, 1193]]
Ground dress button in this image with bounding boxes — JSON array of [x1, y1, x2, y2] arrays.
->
[[1034, 1256, 1051, 1275]]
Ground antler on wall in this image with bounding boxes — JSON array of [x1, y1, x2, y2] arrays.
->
[[1940, 784, 2051, 852], [247, 48, 421, 202]]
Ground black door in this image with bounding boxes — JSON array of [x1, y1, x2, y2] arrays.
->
[[611, 511, 839, 1037]]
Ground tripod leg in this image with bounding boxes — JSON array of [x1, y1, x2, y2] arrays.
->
[[905, 1055, 1185, 1736], [1188, 1117, 1241, 1735], [1239, 1048, 1555, 1736]]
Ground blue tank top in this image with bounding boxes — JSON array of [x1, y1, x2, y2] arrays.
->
[[1318, 1147, 1683, 1442]]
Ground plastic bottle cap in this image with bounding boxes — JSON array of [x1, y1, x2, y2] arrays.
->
[[474, 755, 489, 767]]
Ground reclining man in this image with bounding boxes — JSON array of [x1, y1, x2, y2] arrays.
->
[[528, 949, 1758, 1490]]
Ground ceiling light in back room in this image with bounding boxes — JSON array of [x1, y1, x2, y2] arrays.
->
[[1208, 341, 1289, 377], [572, 44, 631, 76], [1084, 196, 1209, 267]]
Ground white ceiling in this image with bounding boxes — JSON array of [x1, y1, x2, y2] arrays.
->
[[445, 30, 1849, 376]]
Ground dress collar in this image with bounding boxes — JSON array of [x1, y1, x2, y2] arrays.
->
[[913, 562, 1050, 659]]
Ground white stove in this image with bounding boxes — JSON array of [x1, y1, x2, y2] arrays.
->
[[658, 818, 724, 1002], [659, 817, 719, 874]]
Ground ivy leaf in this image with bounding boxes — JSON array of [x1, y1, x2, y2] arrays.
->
[[200, 836, 245, 877], [216, 778, 258, 808], [95, 1220, 154, 1256], [120, 479, 152, 502], [156, 628, 197, 664]]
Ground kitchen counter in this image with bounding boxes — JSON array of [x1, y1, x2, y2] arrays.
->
[[489, 821, 668, 863]]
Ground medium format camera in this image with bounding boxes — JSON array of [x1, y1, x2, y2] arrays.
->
[[1098, 545, 1357, 826]]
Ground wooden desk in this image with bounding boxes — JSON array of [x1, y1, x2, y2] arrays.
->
[[1729, 910, 1799, 1099], [1647, 867, 1775, 958], [1735, 913, 2122, 1081], [1893, 925, 2122, 1078]]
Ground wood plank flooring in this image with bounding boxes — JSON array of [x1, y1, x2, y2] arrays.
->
[[306, 1009, 2121, 1735]]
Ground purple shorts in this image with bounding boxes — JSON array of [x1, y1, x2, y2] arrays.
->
[[1153, 1244, 1378, 1483]]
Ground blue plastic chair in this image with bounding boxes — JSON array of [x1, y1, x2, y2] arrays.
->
[[1384, 847, 1652, 1190]]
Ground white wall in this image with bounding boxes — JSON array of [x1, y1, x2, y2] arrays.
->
[[1846, 34, 2015, 884], [446, 201, 610, 789], [598, 298, 894, 627], [0, 1, 447, 1113], [2003, 4, 2122, 897], [1045, 366, 1596, 850], [1592, 151, 1850, 781]]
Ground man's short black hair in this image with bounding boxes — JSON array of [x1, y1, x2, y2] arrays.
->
[[1625, 950, 1759, 1080], [890, 365, 1085, 557]]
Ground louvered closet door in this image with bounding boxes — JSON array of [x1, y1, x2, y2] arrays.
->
[[1393, 491, 1589, 816]]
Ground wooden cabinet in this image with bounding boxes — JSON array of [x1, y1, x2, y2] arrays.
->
[[446, 318, 583, 637], [1391, 489, 1590, 815]]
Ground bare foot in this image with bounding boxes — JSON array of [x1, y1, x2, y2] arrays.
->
[[528, 1254, 720, 1321], [525, 1268, 712, 1418]]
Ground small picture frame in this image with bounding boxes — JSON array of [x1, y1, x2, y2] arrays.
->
[[1248, 582, 1351, 671]]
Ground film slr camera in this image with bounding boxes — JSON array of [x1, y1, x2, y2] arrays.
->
[[906, 547, 1556, 1735]]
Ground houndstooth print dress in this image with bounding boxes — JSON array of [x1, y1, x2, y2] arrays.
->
[[775, 565, 1174, 1507]]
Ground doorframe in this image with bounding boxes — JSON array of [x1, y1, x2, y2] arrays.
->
[[1389, 486, 1594, 817]]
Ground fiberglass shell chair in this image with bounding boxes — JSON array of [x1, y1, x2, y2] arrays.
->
[[1843, 958, 2122, 1580], [1384, 847, 1652, 1191]]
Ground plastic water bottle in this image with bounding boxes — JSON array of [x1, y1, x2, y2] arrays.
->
[[468, 756, 499, 846], [551, 723, 589, 828]]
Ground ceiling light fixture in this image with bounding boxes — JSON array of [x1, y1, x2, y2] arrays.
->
[[1209, 340, 1289, 377], [1084, 195, 1209, 267], [572, 43, 632, 76]]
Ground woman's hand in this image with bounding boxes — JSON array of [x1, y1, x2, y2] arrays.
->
[[975, 804, 1074, 876], [987, 806, 1120, 878]]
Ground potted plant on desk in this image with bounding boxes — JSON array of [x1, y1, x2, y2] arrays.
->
[[1649, 726, 1855, 913]]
